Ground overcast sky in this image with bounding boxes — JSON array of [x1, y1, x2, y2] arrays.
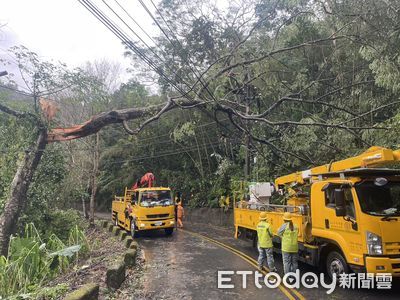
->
[[0, 0, 159, 86]]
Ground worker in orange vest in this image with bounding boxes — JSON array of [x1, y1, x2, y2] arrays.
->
[[177, 202, 184, 228]]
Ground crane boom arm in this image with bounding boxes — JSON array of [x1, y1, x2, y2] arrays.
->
[[131, 172, 156, 189], [275, 146, 400, 187]]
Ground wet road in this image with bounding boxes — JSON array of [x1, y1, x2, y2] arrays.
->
[[137, 228, 289, 300], [186, 222, 400, 300], [93, 212, 400, 299]]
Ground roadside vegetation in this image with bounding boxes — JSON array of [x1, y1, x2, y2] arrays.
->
[[0, 220, 88, 299], [0, 0, 400, 295]]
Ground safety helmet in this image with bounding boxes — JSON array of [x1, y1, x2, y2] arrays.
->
[[283, 212, 292, 221], [259, 212, 267, 221]]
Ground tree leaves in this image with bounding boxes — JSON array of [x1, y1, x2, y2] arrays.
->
[[48, 245, 82, 258]]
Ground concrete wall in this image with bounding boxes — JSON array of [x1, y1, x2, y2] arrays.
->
[[185, 208, 234, 228]]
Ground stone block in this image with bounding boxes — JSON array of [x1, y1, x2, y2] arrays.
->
[[106, 261, 126, 289], [124, 249, 137, 267], [64, 283, 99, 300]]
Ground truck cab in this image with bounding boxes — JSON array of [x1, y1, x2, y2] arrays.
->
[[112, 187, 175, 238], [234, 146, 400, 278], [310, 170, 400, 276]]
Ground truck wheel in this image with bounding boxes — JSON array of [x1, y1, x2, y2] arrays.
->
[[165, 228, 174, 236], [130, 220, 139, 238], [326, 251, 349, 279]]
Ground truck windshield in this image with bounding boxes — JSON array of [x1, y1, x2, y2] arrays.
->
[[355, 181, 400, 216], [140, 190, 173, 207]]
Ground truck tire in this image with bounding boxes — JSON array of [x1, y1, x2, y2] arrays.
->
[[165, 227, 174, 236], [130, 220, 139, 238], [326, 251, 349, 279]]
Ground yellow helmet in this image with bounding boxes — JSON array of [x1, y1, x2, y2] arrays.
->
[[283, 212, 292, 221], [259, 212, 267, 221]]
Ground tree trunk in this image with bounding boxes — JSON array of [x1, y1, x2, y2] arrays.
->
[[89, 133, 99, 226], [0, 129, 47, 256], [81, 193, 88, 219], [83, 176, 91, 219]]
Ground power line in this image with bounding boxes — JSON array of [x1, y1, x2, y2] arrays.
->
[[136, 0, 196, 82], [136, 0, 176, 48], [0, 84, 32, 97], [102, 0, 164, 61], [113, 0, 162, 52], [101, 0, 194, 92], [0, 140, 227, 165], [135, 0, 215, 101], [0, 117, 231, 154], [103, 140, 224, 165], [79, 0, 184, 95], [146, 0, 217, 101], [79, 0, 203, 101]]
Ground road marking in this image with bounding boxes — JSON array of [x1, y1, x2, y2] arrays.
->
[[182, 229, 306, 300]]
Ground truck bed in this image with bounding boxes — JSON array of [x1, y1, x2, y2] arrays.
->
[[234, 207, 306, 242]]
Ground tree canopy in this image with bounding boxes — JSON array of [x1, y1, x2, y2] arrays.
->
[[1, 0, 400, 236]]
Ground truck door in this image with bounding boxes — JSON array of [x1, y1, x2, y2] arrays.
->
[[131, 192, 140, 220], [123, 191, 138, 230], [322, 184, 363, 266]]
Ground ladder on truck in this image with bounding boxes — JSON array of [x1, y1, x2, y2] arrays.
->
[[275, 146, 400, 188]]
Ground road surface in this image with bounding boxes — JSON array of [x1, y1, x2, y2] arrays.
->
[[184, 222, 400, 300], [94, 212, 400, 299], [136, 228, 289, 299]]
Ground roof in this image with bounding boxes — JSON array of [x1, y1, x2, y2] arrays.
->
[[313, 168, 400, 178]]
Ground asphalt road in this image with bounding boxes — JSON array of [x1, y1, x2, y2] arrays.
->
[[184, 222, 400, 300], [137, 228, 288, 300], [93, 212, 400, 299]]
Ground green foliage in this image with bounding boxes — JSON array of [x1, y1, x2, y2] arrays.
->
[[0, 115, 36, 212], [68, 225, 90, 256], [103, 0, 400, 208], [0, 106, 75, 237], [27, 283, 69, 300], [19, 146, 67, 231], [0, 223, 87, 299], [28, 209, 84, 243], [0, 47, 96, 299], [173, 122, 195, 142], [4, 0, 400, 214]]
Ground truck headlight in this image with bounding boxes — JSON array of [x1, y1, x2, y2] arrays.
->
[[366, 231, 382, 255]]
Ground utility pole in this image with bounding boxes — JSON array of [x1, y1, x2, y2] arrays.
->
[[243, 71, 251, 182], [254, 156, 258, 182], [244, 101, 250, 181]]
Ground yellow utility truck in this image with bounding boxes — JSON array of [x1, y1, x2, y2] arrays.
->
[[112, 173, 175, 238], [234, 146, 400, 278]]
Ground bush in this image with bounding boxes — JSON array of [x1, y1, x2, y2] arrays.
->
[[19, 209, 84, 243], [0, 223, 87, 299], [43, 210, 84, 242]]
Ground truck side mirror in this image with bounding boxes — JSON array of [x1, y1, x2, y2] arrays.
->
[[334, 189, 346, 217]]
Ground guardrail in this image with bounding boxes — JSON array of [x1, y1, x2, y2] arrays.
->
[[236, 202, 309, 215]]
